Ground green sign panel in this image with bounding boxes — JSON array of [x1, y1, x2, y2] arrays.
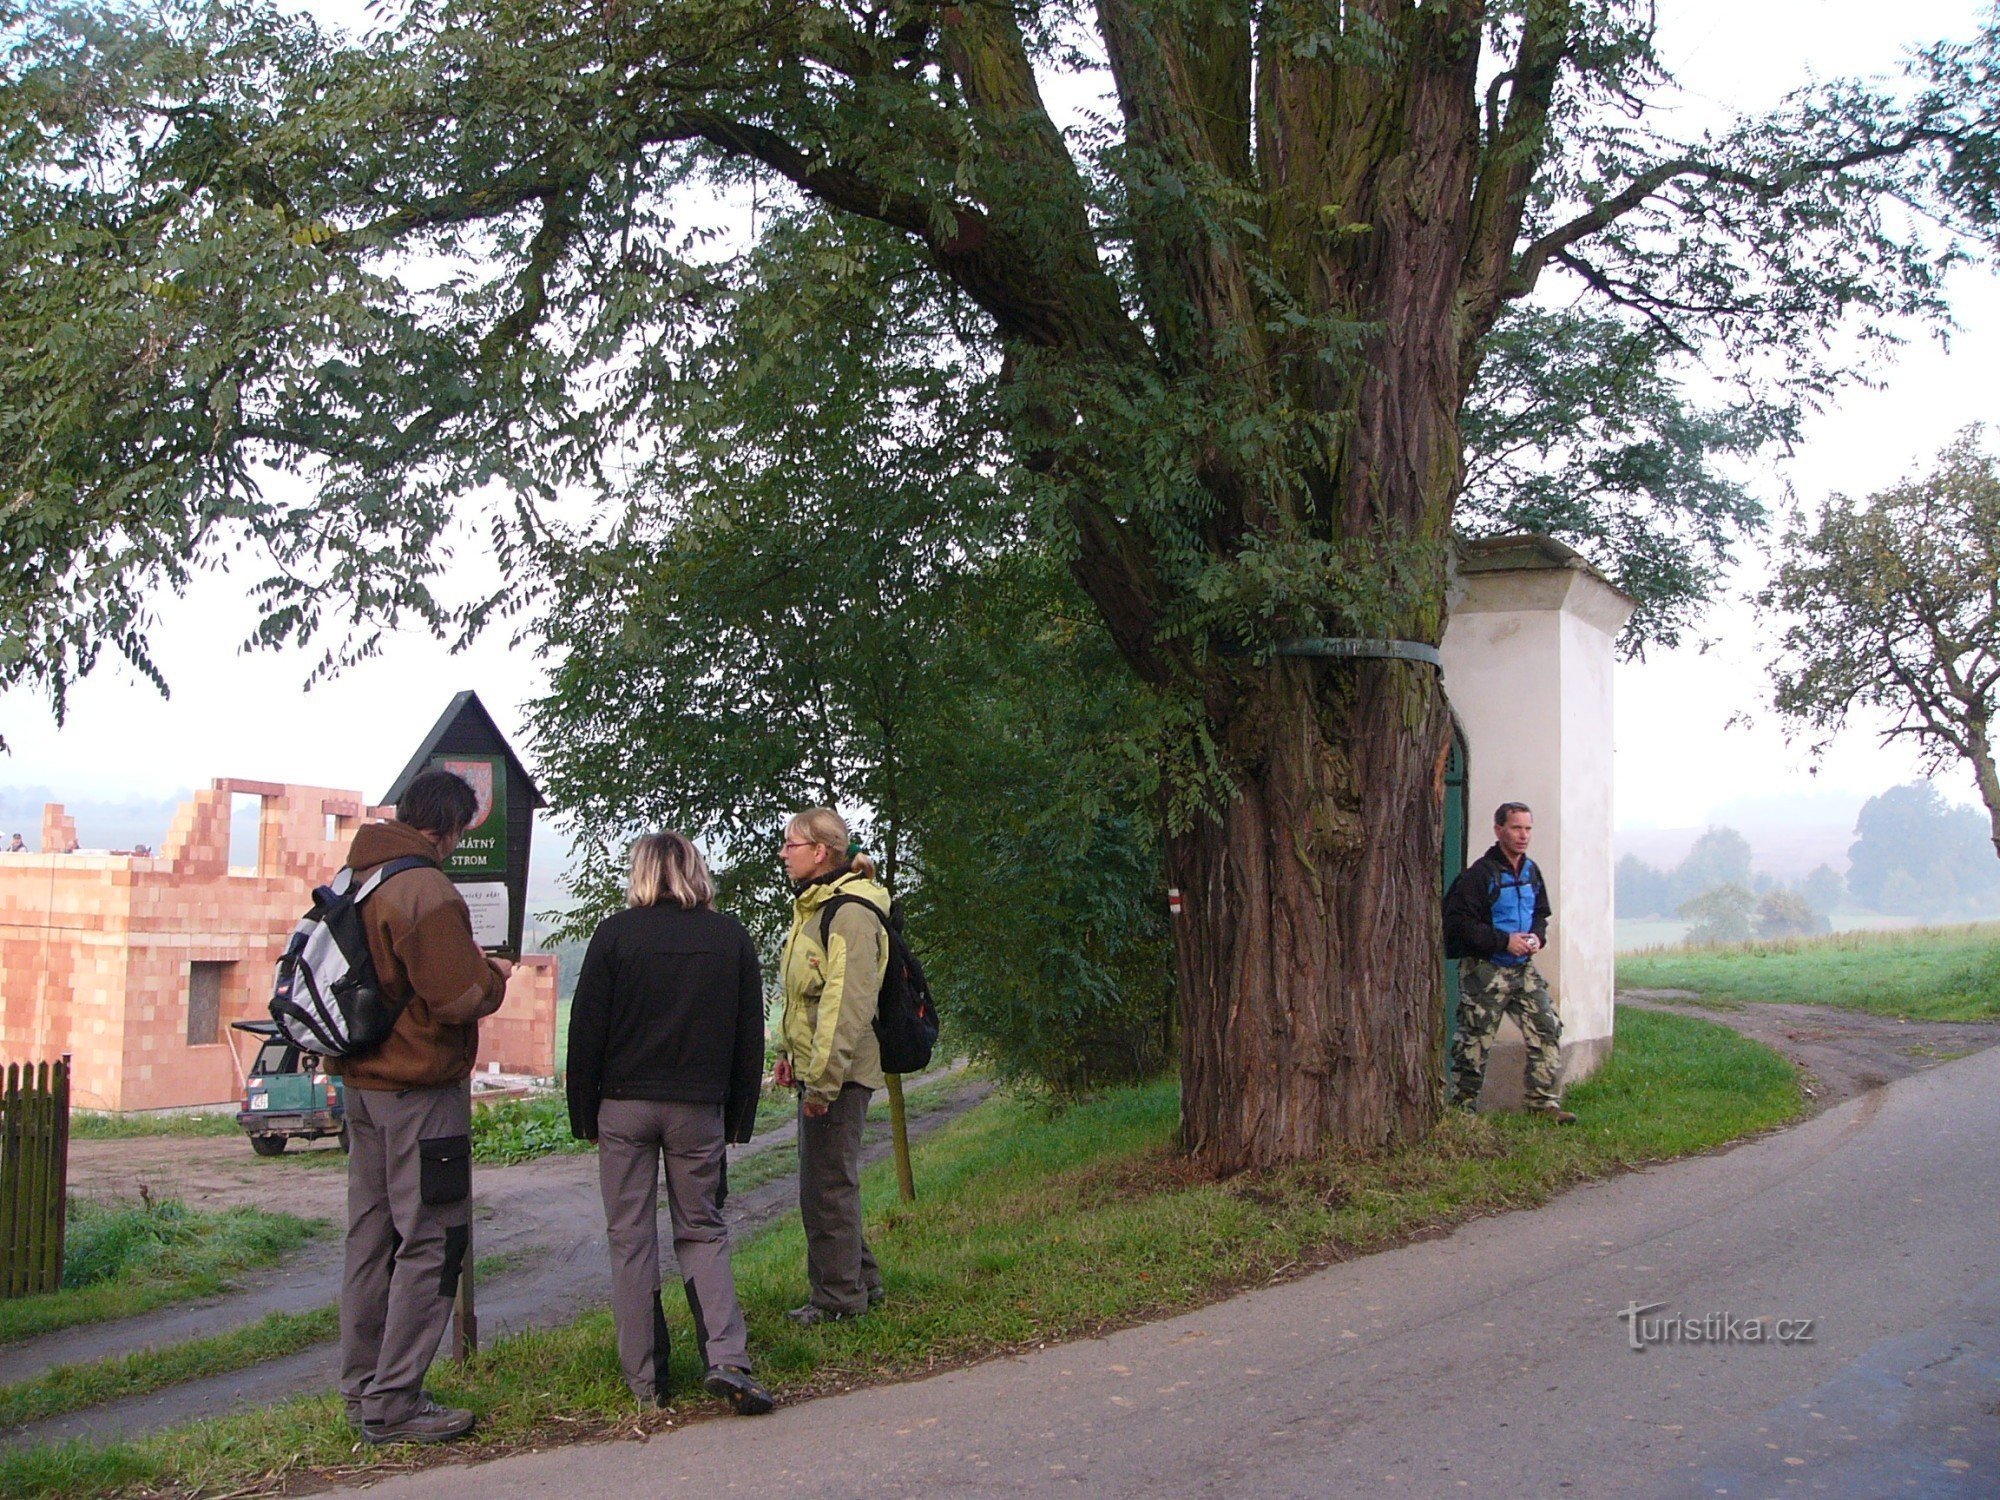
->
[[430, 754, 508, 878]]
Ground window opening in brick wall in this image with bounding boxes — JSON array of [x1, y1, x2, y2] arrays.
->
[[227, 794, 264, 874], [188, 961, 229, 1046]]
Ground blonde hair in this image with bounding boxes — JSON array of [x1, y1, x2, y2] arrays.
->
[[627, 831, 716, 909], [786, 806, 878, 881]]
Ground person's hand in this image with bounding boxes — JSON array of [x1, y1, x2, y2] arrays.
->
[[490, 957, 516, 981], [1506, 932, 1536, 957], [773, 1055, 794, 1088], [802, 1096, 829, 1119]]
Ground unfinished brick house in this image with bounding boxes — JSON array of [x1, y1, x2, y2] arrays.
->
[[0, 779, 557, 1112]]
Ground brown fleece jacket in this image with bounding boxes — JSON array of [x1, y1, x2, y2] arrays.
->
[[333, 820, 508, 1092]]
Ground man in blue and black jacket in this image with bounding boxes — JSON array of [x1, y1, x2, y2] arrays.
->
[[1442, 801, 1575, 1122]]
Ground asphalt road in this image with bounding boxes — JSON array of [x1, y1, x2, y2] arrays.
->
[[343, 1044, 2000, 1500]]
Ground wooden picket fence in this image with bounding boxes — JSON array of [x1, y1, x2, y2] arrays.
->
[[0, 1057, 70, 1298]]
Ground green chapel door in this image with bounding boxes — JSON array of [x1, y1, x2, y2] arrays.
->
[[1441, 721, 1470, 1051]]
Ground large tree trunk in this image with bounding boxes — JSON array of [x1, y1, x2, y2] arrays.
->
[[952, 0, 1490, 1173], [1172, 658, 1452, 1172]]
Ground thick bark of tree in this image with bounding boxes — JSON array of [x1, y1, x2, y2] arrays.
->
[[653, 1, 1534, 1171], [1169, 660, 1452, 1170]]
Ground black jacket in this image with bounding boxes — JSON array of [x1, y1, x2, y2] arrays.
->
[[1442, 843, 1552, 960], [565, 904, 765, 1144]]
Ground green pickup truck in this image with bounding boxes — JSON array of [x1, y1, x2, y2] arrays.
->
[[233, 1020, 348, 1155]]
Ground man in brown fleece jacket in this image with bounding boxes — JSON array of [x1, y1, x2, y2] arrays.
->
[[336, 769, 511, 1444]]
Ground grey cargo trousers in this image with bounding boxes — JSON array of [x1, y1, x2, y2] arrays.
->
[[598, 1098, 751, 1402], [339, 1082, 472, 1427], [797, 1082, 883, 1317]]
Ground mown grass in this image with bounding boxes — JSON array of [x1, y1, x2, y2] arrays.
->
[[1621, 921, 2000, 1021], [68, 1112, 240, 1141], [0, 1005, 1794, 1498], [0, 1201, 323, 1346]]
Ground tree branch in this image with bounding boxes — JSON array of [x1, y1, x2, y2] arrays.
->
[[1461, 0, 1573, 348], [1507, 126, 1954, 302]]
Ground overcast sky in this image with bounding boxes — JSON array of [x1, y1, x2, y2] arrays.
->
[[1, 0, 1993, 853]]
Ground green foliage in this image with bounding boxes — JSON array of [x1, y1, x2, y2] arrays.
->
[[525, 213, 1171, 1090], [1621, 921, 2000, 1022], [1677, 882, 1755, 946], [469, 1095, 585, 1166], [1618, 826, 1757, 919], [0, 1197, 320, 1344], [1754, 889, 1827, 940], [1459, 305, 1772, 649], [4, 0, 1998, 731], [1844, 781, 2000, 915], [62, 1196, 196, 1289], [1674, 827, 1754, 903], [1763, 433, 2000, 859], [1800, 863, 1846, 915], [904, 606, 1175, 1093], [61, 1196, 314, 1293], [0, 1006, 1796, 1497]]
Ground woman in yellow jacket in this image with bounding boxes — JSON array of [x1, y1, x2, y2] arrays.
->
[[773, 806, 890, 1324]]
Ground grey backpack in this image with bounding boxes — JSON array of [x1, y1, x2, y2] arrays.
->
[[268, 856, 435, 1057]]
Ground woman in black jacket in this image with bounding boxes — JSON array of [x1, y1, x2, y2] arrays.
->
[[567, 831, 773, 1415]]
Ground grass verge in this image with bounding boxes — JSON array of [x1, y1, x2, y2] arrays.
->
[[1, 1007, 1796, 1497], [69, 1113, 240, 1141], [0, 1256, 520, 1431], [0, 1202, 323, 1346], [730, 1069, 980, 1198], [1621, 921, 2000, 1021]]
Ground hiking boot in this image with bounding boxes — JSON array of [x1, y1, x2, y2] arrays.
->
[[349, 1389, 436, 1431], [866, 1283, 887, 1308], [362, 1399, 476, 1445], [1528, 1102, 1577, 1124], [704, 1366, 776, 1416], [785, 1302, 856, 1327]]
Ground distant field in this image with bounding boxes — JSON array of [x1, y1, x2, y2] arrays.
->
[[1618, 922, 2000, 1022], [1614, 910, 1990, 953], [1615, 919, 1687, 951]]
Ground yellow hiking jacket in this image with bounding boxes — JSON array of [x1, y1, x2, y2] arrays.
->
[[780, 871, 890, 1105]]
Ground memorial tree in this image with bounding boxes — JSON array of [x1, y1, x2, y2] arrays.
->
[[5, 0, 1999, 1168]]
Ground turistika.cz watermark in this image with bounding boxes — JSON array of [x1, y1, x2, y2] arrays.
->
[[1616, 1301, 1817, 1351]]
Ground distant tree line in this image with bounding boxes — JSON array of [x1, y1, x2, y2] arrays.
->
[[1619, 781, 2000, 945], [1844, 783, 2000, 916]]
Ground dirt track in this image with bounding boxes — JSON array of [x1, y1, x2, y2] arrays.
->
[[1619, 989, 2000, 1110], [2, 1073, 988, 1446]]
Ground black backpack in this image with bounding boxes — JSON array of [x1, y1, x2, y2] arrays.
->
[[269, 855, 437, 1057], [817, 894, 940, 1075]]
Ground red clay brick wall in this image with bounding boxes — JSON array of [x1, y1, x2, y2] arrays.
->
[[0, 780, 559, 1110], [479, 955, 559, 1078]]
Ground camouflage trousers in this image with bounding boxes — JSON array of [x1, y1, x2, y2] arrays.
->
[[1449, 958, 1564, 1109]]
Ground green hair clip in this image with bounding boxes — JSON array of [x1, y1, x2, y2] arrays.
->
[[846, 837, 863, 857]]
